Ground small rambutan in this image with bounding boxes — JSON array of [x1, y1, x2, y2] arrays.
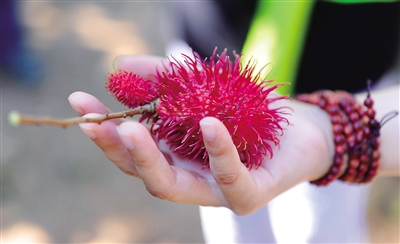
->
[[106, 48, 290, 169], [106, 70, 158, 109]]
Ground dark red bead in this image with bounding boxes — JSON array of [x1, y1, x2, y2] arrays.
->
[[334, 134, 345, 145], [332, 124, 343, 135], [364, 97, 374, 108], [356, 130, 365, 143], [326, 174, 334, 181], [335, 145, 346, 155], [358, 163, 368, 172], [353, 121, 363, 131], [368, 169, 377, 176], [320, 179, 328, 186], [371, 138, 380, 149], [334, 155, 344, 165], [369, 119, 379, 129], [372, 150, 380, 160], [347, 141, 357, 151], [331, 166, 340, 174], [371, 160, 380, 168], [347, 167, 356, 175], [318, 98, 327, 109], [344, 124, 353, 136], [327, 105, 340, 115], [331, 114, 342, 124], [366, 108, 376, 118], [362, 115, 369, 125], [341, 116, 349, 126], [344, 105, 353, 115], [359, 154, 369, 164], [364, 127, 372, 139], [359, 109, 366, 118], [349, 158, 360, 168], [349, 112, 360, 122], [360, 143, 368, 152]]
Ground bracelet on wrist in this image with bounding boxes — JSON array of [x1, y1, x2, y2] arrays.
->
[[295, 81, 397, 186]]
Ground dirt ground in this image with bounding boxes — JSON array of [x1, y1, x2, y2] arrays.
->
[[1, 2, 399, 243]]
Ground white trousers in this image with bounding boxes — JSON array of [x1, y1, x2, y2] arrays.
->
[[200, 181, 370, 243]]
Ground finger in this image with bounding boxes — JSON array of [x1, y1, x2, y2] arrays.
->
[[79, 114, 138, 176], [68, 91, 111, 115], [117, 121, 220, 205], [112, 55, 170, 81], [68, 91, 123, 125], [200, 117, 261, 214]]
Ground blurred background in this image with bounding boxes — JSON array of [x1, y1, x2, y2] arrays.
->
[[1, 1, 398, 243]]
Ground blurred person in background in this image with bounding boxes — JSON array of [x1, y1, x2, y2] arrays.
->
[[69, 1, 399, 243], [1, 0, 42, 86]]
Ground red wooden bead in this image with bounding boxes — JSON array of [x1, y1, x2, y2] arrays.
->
[[331, 166, 340, 174], [347, 167, 356, 176], [372, 150, 380, 160], [356, 130, 365, 143], [344, 105, 353, 115], [366, 108, 376, 118], [318, 98, 327, 109], [334, 134, 345, 145], [358, 163, 368, 172], [369, 119, 379, 129], [326, 174, 334, 181], [332, 124, 343, 135], [347, 135, 356, 149], [359, 153, 369, 164], [335, 145, 346, 155], [344, 124, 353, 136], [334, 155, 344, 165], [364, 127, 372, 139], [364, 97, 374, 108], [349, 112, 360, 122], [359, 109, 366, 118], [371, 138, 380, 149], [359, 143, 368, 152], [353, 121, 363, 131], [331, 114, 342, 124], [327, 105, 340, 115], [368, 169, 377, 176], [320, 179, 328, 186], [349, 157, 360, 168], [370, 160, 380, 168]]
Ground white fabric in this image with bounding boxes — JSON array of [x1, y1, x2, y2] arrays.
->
[[200, 182, 370, 243]]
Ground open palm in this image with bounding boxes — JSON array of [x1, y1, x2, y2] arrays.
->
[[68, 55, 332, 215]]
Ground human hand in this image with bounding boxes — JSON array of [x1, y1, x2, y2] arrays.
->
[[68, 55, 333, 215]]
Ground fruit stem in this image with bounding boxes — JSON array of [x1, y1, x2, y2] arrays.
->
[[8, 99, 158, 128]]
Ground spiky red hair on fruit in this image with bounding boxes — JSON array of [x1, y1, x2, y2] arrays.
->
[[106, 48, 290, 169]]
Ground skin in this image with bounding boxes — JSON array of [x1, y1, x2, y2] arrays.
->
[[68, 55, 399, 216]]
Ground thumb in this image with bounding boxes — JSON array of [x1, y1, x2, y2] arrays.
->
[[200, 117, 257, 214], [199, 117, 246, 184]]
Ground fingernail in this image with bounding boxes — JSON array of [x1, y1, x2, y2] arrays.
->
[[116, 126, 135, 150], [68, 93, 84, 115], [200, 118, 217, 142], [79, 123, 97, 140], [112, 55, 125, 71]]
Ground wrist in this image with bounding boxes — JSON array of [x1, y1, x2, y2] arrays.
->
[[293, 101, 335, 182]]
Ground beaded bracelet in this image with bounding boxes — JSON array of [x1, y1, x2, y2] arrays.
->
[[295, 81, 396, 186]]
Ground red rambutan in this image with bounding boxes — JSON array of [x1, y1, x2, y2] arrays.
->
[[106, 48, 290, 169], [106, 70, 158, 109]]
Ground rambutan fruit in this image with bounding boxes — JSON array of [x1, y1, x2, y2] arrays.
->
[[106, 70, 158, 109], [106, 48, 290, 169]]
